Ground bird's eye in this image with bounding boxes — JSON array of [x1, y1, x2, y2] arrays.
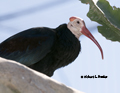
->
[[77, 21, 80, 24]]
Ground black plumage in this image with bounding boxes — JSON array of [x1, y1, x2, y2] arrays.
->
[[0, 24, 80, 76]]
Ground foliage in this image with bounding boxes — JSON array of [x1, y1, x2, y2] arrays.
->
[[80, 0, 120, 42]]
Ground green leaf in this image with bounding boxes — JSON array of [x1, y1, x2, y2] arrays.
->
[[80, 0, 120, 42]]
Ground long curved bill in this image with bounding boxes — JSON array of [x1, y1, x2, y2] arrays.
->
[[81, 26, 104, 59], [70, 16, 104, 59]]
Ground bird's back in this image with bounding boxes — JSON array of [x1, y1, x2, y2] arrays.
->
[[0, 27, 56, 66]]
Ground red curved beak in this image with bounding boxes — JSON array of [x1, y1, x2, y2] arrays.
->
[[69, 17, 104, 59]]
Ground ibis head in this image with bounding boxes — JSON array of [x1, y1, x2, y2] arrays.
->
[[67, 16, 104, 59]]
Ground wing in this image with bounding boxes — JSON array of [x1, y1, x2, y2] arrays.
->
[[0, 27, 56, 66]]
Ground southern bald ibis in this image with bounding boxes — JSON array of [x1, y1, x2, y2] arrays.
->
[[0, 16, 103, 76]]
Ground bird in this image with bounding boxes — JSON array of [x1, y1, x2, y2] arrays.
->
[[0, 16, 103, 77]]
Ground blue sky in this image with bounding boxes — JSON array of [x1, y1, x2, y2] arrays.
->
[[0, 0, 120, 93]]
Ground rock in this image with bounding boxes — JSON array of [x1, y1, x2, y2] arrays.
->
[[0, 57, 84, 93]]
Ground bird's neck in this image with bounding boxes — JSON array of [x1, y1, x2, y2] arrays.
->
[[55, 24, 78, 40]]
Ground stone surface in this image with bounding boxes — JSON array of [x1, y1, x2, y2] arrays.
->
[[0, 57, 84, 93]]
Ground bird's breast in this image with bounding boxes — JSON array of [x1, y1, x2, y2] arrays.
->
[[52, 38, 81, 68]]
